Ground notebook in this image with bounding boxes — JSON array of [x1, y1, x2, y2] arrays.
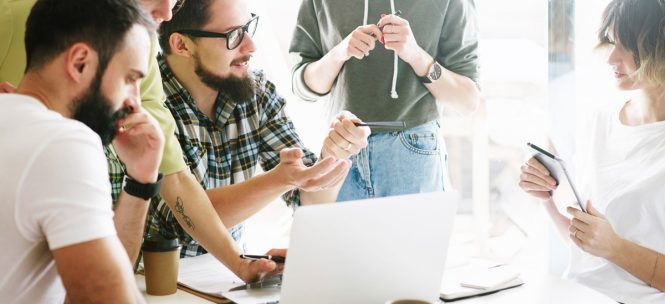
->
[[440, 264, 524, 301]]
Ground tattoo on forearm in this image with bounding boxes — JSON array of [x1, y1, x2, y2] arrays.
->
[[175, 197, 196, 230]]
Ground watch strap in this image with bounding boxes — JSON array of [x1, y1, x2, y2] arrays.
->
[[417, 59, 437, 83], [418, 75, 433, 84], [123, 173, 163, 200]]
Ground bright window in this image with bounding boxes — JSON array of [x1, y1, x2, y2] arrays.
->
[[242, 0, 616, 275]]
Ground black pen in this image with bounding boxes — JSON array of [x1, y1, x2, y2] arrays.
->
[[527, 142, 560, 161], [240, 254, 285, 264], [354, 121, 406, 129]]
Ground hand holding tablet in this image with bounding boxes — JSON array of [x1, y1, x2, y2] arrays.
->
[[526, 142, 586, 212]]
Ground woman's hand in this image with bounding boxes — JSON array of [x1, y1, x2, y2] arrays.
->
[[518, 157, 558, 200], [567, 201, 625, 259]]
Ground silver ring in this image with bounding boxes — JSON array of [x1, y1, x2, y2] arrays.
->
[[343, 143, 352, 151], [572, 229, 578, 238]]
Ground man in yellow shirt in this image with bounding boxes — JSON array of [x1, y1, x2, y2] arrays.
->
[[0, 0, 286, 282]]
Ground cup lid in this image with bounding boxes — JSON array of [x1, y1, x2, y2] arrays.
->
[[142, 234, 181, 252]]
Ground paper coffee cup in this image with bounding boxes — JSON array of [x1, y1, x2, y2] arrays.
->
[[142, 235, 181, 295]]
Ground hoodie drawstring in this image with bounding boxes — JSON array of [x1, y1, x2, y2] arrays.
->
[[363, 0, 399, 99], [363, 0, 369, 26], [388, 0, 399, 99]]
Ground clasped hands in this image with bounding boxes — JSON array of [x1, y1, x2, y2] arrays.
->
[[334, 13, 422, 64]]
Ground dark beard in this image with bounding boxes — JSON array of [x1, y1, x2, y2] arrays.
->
[[194, 55, 256, 102], [71, 76, 129, 145]]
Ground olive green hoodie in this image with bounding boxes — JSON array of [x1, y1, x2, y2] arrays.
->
[[290, 0, 479, 129]]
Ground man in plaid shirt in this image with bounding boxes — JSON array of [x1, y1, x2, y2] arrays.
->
[[149, 0, 371, 257]]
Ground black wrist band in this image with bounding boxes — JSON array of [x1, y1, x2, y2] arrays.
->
[[418, 75, 433, 83], [123, 173, 163, 200]]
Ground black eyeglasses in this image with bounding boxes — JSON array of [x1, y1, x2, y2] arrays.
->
[[176, 14, 259, 50]]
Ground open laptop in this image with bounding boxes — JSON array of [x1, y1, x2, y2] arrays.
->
[[278, 191, 458, 304]]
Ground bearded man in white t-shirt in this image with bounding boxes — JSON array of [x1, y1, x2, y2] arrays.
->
[[0, 0, 164, 303]]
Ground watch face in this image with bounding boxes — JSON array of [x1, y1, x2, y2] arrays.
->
[[429, 62, 442, 81]]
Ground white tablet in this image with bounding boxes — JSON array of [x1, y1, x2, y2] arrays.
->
[[527, 142, 586, 212]]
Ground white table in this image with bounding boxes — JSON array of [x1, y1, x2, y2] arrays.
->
[[451, 271, 616, 303], [137, 272, 616, 304], [135, 274, 214, 303]]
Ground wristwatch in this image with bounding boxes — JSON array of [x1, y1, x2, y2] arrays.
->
[[123, 173, 164, 200], [418, 60, 443, 84]]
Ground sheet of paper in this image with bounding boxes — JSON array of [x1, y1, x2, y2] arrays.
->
[[177, 253, 245, 297], [459, 265, 521, 289], [222, 288, 280, 304]]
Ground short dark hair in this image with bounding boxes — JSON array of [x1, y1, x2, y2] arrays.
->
[[158, 0, 215, 54], [25, 0, 156, 73], [598, 0, 665, 85]]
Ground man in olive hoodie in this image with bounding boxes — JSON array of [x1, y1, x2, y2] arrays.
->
[[290, 0, 481, 200]]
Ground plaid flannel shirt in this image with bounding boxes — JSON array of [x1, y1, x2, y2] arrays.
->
[[104, 146, 124, 203], [145, 54, 317, 257]]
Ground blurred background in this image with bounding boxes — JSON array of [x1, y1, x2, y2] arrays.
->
[[242, 0, 621, 276]]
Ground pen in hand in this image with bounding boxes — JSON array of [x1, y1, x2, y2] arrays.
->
[[354, 121, 406, 130], [372, 10, 403, 41], [381, 10, 402, 21], [240, 254, 286, 264]]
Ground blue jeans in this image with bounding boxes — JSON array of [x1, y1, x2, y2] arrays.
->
[[337, 120, 449, 201]]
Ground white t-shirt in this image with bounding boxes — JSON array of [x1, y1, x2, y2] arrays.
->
[[0, 94, 116, 303], [565, 101, 665, 303]]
